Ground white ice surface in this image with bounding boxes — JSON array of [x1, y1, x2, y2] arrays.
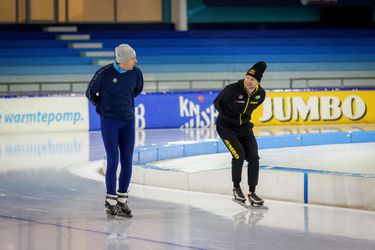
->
[[151, 142, 375, 174]]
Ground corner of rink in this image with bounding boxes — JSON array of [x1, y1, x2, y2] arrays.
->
[[69, 161, 105, 183], [74, 130, 375, 211]]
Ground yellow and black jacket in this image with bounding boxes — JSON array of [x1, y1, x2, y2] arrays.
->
[[214, 79, 266, 129]]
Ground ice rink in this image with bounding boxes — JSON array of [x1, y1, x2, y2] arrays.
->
[[0, 125, 375, 250]]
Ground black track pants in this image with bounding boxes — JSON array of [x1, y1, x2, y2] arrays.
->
[[216, 124, 260, 190]]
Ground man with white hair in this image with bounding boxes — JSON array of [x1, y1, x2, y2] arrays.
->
[[86, 44, 143, 217]]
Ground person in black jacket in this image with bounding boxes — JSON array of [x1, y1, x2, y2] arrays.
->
[[86, 44, 143, 217], [214, 61, 267, 207]]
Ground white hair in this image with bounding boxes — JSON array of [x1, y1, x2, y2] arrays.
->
[[115, 44, 136, 63]]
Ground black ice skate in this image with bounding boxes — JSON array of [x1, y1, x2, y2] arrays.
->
[[248, 192, 264, 207], [117, 200, 132, 218], [105, 195, 118, 216], [117, 192, 132, 218], [105, 200, 118, 216], [233, 191, 268, 209], [232, 187, 246, 203]]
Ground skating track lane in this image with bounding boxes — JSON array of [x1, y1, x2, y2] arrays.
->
[[0, 125, 374, 250]]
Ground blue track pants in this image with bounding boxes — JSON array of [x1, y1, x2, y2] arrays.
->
[[100, 116, 135, 195]]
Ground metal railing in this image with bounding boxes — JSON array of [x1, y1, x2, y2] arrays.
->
[[1, 76, 374, 95], [290, 76, 375, 89], [0, 79, 232, 95], [0, 81, 87, 95]]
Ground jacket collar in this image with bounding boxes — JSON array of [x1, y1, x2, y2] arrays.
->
[[113, 62, 127, 74]]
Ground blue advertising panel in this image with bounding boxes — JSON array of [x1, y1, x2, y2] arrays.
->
[[135, 91, 219, 129], [88, 91, 220, 130]]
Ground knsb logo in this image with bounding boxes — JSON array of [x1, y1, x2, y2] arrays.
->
[[179, 96, 218, 128], [259, 95, 367, 122]]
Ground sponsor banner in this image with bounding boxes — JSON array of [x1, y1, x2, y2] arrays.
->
[[88, 89, 375, 130], [252, 90, 375, 126], [134, 92, 218, 129], [88, 92, 218, 130], [0, 96, 89, 133]]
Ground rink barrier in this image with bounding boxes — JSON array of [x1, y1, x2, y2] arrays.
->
[[124, 130, 375, 210], [133, 131, 375, 164]]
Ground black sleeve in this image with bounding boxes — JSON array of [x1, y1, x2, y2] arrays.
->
[[85, 70, 103, 106], [255, 88, 266, 109], [214, 85, 231, 113], [134, 70, 143, 97]]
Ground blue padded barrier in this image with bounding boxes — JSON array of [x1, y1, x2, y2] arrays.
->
[[351, 131, 375, 143], [184, 141, 218, 157], [217, 140, 227, 153], [157, 145, 185, 161], [301, 132, 351, 146], [133, 131, 375, 165], [138, 147, 158, 164], [132, 149, 139, 164], [257, 134, 302, 149]]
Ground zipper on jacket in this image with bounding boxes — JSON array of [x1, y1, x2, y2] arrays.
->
[[239, 95, 250, 125], [239, 84, 259, 125]]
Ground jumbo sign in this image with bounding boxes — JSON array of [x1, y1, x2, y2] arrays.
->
[[252, 90, 375, 125]]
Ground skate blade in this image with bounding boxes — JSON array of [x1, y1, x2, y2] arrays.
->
[[117, 212, 133, 218], [105, 209, 117, 217], [233, 198, 269, 210], [250, 203, 268, 210], [232, 198, 250, 209]]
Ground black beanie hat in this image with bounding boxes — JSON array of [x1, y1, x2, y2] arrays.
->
[[246, 61, 267, 82]]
